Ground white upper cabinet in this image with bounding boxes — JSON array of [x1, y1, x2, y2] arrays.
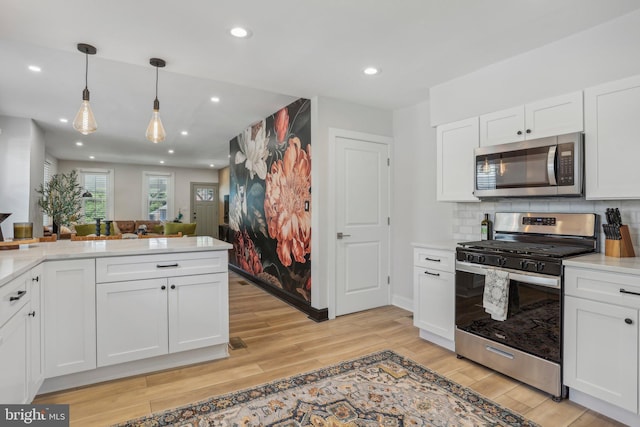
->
[[584, 74, 640, 199], [480, 91, 583, 146], [436, 117, 479, 202]]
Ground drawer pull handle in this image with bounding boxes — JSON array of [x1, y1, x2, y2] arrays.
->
[[485, 345, 514, 360], [424, 270, 440, 277], [625, 318, 633, 325], [9, 290, 26, 302], [157, 263, 179, 268], [424, 257, 441, 262], [28, 311, 36, 317], [620, 288, 640, 297]]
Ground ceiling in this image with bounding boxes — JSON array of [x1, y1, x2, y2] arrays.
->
[[1, 1, 639, 169]]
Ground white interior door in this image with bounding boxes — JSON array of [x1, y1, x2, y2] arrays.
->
[[335, 136, 390, 316]]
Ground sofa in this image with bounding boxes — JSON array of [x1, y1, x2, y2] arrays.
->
[[65, 220, 197, 238]]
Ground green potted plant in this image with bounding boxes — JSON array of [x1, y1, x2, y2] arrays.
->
[[35, 170, 83, 237]]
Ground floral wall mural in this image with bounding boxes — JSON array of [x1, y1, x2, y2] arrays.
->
[[229, 98, 311, 303]]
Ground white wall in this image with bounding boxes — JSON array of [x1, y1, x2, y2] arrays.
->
[[311, 96, 393, 312], [430, 9, 640, 126], [58, 160, 218, 220], [0, 115, 45, 239], [391, 101, 454, 310]]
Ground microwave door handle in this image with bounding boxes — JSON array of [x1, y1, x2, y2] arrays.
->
[[547, 145, 557, 186]]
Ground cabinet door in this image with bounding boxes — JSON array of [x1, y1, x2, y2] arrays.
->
[[525, 91, 583, 140], [585, 74, 640, 199], [169, 273, 229, 353], [413, 267, 454, 341], [44, 259, 96, 378], [479, 106, 525, 146], [97, 278, 169, 367], [0, 304, 29, 404], [564, 296, 638, 413], [28, 264, 44, 401], [436, 117, 479, 202]]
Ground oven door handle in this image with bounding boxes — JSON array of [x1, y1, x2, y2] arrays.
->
[[455, 261, 560, 289]]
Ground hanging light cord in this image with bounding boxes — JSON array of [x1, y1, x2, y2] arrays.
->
[[153, 65, 160, 109], [82, 51, 90, 101]]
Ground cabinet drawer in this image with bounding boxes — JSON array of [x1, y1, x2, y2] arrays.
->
[[97, 251, 228, 283], [413, 248, 454, 273], [565, 266, 640, 309], [0, 273, 29, 328]]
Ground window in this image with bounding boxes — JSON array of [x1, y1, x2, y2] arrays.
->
[[79, 169, 114, 222], [142, 172, 174, 221], [43, 159, 53, 226]]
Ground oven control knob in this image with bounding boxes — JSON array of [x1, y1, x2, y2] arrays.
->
[[536, 262, 545, 272], [520, 260, 527, 269], [498, 257, 507, 267], [478, 256, 486, 263], [466, 254, 475, 262]]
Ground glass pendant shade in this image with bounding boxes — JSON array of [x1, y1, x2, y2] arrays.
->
[[146, 108, 166, 143], [73, 96, 97, 134]]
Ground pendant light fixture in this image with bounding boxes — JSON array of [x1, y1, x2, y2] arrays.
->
[[73, 43, 98, 135], [145, 58, 166, 143]]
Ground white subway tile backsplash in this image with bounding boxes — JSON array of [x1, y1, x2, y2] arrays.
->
[[453, 199, 640, 252]]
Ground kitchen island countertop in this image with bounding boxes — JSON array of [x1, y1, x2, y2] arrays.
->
[[0, 236, 232, 288]]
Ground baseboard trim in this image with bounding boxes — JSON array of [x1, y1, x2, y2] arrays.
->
[[229, 265, 328, 322], [391, 294, 414, 313]]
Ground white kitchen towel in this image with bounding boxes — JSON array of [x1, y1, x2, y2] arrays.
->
[[483, 268, 510, 321]]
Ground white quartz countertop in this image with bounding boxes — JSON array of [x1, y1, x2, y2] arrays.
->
[[412, 240, 459, 252], [0, 236, 232, 288], [564, 253, 640, 275]]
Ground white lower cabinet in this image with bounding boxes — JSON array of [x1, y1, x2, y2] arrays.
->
[[414, 267, 454, 341], [564, 264, 640, 416], [564, 295, 638, 413], [0, 304, 29, 404], [43, 259, 96, 378], [413, 246, 455, 350], [96, 272, 228, 367], [28, 264, 44, 401]]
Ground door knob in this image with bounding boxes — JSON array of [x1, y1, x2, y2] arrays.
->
[[337, 232, 351, 239]]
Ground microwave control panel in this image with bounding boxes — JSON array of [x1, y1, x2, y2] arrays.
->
[[557, 143, 575, 186]]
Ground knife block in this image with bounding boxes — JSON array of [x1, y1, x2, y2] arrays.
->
[[605, 225, 636, 257]]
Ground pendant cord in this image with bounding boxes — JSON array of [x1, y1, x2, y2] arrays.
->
[[155, 65, 159, 101], [84, 52, 89, 90]]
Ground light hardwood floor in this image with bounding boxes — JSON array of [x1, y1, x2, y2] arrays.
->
[[35, 271, 624, 426]]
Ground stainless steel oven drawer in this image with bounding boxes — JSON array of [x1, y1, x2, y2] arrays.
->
[[455, 328, 564, 398]]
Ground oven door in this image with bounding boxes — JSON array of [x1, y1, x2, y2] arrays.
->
[[455, 261, 561, 363]]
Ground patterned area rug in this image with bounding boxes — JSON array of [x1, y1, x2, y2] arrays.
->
[[116, 350, 538, 426]]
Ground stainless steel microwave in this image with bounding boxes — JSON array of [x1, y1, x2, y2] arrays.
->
[[474, 132, 583, 198]]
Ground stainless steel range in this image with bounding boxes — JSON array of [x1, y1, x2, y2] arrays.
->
[[455, 212, 598, 401]]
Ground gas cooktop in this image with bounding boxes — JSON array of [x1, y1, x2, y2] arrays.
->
[[458, 240, 593, 258]]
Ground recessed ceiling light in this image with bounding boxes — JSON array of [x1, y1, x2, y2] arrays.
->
[[75, 141, 83, 146], [168, 149, 174, 154], [363, 67, 380, 76], [210, 96, 220, 103], [59, 118, 68, 123], [159, 160, 165, 164], [28, 65, 41, 72], [89, 155, 95, 159], [181, 130, 188, 136], [230, 27, 251, 38], [209, 164, 215, 168], [228, 154, 231, 158]]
